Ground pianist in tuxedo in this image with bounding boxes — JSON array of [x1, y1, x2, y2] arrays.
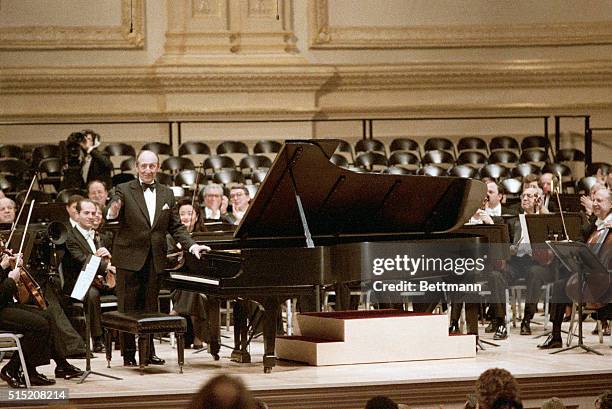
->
[[168, 199, 209, 349], [0, 198, 16, 225], [226, 184, 251, 225], [505, 186, 555, 336], [106, 150, 210, 366], [62, 198, 115, 353]]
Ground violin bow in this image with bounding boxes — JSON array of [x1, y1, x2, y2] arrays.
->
[[6, 174, 37, 246], [14, 199, 35, 269]]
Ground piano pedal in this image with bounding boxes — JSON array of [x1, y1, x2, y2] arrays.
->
[[230, 349, 251, 363]]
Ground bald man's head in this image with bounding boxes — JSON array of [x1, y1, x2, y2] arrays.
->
[[136, 150, 160, 184], [0, 198, 16, 224]]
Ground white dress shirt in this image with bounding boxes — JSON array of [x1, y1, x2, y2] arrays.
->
[[140, 178, 156, 226], [75, 224, 96, 254], [205, 207, 220, 219], [486, 203, 502, 217]]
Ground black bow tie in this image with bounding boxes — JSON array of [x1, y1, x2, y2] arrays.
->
[[141, 182, 155, 192]]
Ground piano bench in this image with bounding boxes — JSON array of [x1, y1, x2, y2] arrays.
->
[[101, 311, 187, 375]]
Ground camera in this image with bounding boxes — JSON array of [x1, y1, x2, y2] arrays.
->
[[65, 131, 86, 167]]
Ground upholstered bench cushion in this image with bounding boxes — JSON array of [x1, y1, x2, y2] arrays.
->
[[101, 311, 186, 334]]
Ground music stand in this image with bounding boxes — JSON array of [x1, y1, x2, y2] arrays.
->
[[546, 241, 607, 356], [71, 255, 122, 382]]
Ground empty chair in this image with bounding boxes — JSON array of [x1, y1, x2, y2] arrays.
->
[[389, 138, 419, 154], [383, 166, 414, 175], [0, 158, 29, 176], [239, 155, 272, 172], [511, 163, 541, 179], [489, 136, 520, 154], [142, 142, 173, 156], [418, 165, 446, 177], [104, 143, 136, 173], [457, 137, 488, 155], [575, 176, 599, 194], [388, 151, 419, 170], [111, 173, 135, 186], [212, 169, 246, 185], [489, 150, 519, 167], [542, 163, 571, 178], [329, 154, 349, 167], [0, 173, 18, 193], [501, 177, 523, 197], [251, 169, 268, 184], [174, 170, 206, 189], [0, 144, 24, 160], [521, 135, 550, 152], [169, 186, 185, 198], [479, 164, 510, 180], [586, 162, 611, 177], [245, 184, 258, 198], [353, 151, 388, 172], [31, 144, 60, 167], [448, 165, 477, 179], [215, 141, 248, 163], [120, 157, 136, 174], [354, 139, 386, 156], [178, 141, 210, 166], [421, 150, 455, 170], [333, 139, 354, 163], [519, 149, 548, 166], [37, 157, 62, 192], [424, 137, 455, 156], [155, 172, 173, 186], [15, 189, 53, 205], [161, 156, 195, 175], [253, 140, 282, 156], [203, 155, 236, 175], [456, 151, 487, 169], [56, 188, 86, 203], [555, 148, 585, 163]]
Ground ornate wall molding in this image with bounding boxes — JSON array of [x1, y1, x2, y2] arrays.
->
[[0, 0, 144, 49], [309, 0, 612, 49]]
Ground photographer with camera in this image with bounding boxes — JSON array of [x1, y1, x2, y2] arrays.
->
[[60, 130, 112, 191]]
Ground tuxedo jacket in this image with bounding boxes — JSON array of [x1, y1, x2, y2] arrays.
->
[[62, 226, 109, 296], [0, 267, 17, 309], [108, 179, 195, 274], [84, 148, 113, 188]]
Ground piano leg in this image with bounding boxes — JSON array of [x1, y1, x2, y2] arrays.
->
[[231, 300, 251, 363], [260, 298, 282, 373], [206, 296, 221, 360]]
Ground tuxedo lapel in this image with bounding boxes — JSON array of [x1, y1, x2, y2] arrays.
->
[[130, 180, 151, 225], [72, 226, 94, 255]]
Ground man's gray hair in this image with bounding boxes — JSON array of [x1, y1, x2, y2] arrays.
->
[[204, 184, 224, 196]]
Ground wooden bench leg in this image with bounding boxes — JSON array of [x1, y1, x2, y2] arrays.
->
[[177, 333, 184, 374], [138, 335, 148, 375]]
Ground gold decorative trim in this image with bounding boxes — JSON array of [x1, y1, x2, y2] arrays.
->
[[0, 0, 144, 50], [309, 0, 612, 49]]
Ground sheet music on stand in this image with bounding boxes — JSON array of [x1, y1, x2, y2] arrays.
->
[[70, 255, 101, 302]]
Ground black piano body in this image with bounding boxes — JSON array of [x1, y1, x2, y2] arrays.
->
[[165, 139, 486, 372]]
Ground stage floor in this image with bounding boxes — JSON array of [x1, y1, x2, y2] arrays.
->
[[1, 318, 611, 409]]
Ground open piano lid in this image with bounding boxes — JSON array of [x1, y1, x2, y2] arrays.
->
[[235, 140, 486, 240]]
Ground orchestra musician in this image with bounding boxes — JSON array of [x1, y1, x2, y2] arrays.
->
[[0, 253, 82, 387], [106, 150, 210, 367], [61, 199, 116, 353], [226, 184, 251, 225], [0, 198, 16, 225], [169, 199, 209, 349]]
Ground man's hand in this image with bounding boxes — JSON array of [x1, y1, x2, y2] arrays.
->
[[108, 199, 122, 219], [96, 247, 111, 258], [221, 196, 229, 214], [190, 244, 211, 259], [580, 195, 593, 215], [8, 267, 20, 283], [107, 264, 116, 274]]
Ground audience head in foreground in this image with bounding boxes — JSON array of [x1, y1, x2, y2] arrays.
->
[[188, 374, 256, 409], [475, 368, 521, 409]]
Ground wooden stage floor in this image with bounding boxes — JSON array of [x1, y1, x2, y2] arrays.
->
[[1, 318, 611, 409]]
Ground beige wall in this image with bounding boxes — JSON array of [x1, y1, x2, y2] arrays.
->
[[1, 0, 611, 161]]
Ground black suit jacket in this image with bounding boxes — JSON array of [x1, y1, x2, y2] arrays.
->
[[62, 226, 109, 296], [0, 267, 17, 309], [108, 179, 195, 274], [85, 148, 113, 188]]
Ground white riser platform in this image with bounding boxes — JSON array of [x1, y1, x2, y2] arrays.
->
[[276, 310, 475, 366]]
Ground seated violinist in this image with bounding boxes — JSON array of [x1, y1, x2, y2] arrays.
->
[[0, 252, 82, 387], [61, 198, 116, 353]]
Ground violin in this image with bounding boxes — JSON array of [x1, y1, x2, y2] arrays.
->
[[0, 242, 47, 310]]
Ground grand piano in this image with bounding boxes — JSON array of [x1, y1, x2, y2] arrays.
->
[[165, 139, 486, 373]]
